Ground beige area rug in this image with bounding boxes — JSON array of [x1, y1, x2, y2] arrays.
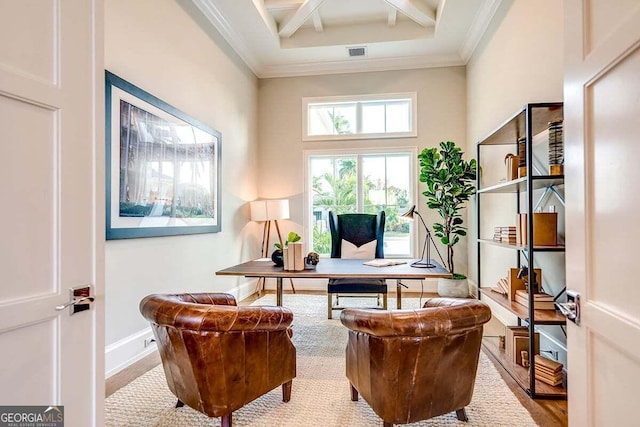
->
[[105, 294, 537, 426]]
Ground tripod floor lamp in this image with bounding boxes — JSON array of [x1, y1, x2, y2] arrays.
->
[[401, 205, 446, 269], [250, 199, 296, 293]]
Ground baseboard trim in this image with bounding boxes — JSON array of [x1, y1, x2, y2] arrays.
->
[[106, 279, 258, 377], [105, 328, 156, 378]]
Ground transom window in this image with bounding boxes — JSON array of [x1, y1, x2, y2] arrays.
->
[[302, 93, 417, 141], [305, 149, 415, 257]]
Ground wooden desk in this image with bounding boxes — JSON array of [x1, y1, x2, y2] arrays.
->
[[216, 258, 451, 307]]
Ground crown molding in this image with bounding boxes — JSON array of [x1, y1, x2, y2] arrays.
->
[[191, 0, 262, 75], [459, 0, 503, 62], [256, 54, 465, 78]]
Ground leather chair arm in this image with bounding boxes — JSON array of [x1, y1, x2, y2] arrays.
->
[[340, 298, 491, 337], [140, 293, 293, 332]]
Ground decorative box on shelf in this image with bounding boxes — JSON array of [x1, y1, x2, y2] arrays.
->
[[506, 326, 540, 366], [516, 213, 558, 246], [508, 267, 542, 301]]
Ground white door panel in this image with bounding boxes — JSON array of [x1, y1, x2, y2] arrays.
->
[[0, 0, 56, 83], [0, 0, 103, 425], [565, 1, 640, 424], [0, 95, 56, 300]]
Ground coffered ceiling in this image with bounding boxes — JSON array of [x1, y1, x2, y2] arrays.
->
[[191, 0, 502, 78]]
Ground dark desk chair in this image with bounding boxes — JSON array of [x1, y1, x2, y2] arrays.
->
[[340, 298, 492, 426], [327, 211, 387, 319]]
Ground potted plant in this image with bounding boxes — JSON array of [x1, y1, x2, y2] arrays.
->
[[418, 141, 477, 297], [272, 231, 301, 266]]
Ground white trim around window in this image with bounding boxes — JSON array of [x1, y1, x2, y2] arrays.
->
[[302, 92, 418, 142]]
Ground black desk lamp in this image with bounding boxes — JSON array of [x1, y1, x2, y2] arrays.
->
[[401, 205, 446, 269]]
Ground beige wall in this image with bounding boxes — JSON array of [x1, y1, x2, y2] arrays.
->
[[258, 67, 468, 288], [104, 0, 259, 370], [466, 0, 565, 358]]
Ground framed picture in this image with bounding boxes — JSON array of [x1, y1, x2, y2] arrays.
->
[[105, 71, 221, 239]]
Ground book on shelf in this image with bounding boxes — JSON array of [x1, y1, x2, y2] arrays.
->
[[493, 226, 517, 244], [536, 364, 563, 377], [535, 355, 563, 373], [363, 259, 407, 267], [534, 369, 563, 386], [514, 290, 556, 310], [492, 277, 509, 296], [501, 226, 516, 244]]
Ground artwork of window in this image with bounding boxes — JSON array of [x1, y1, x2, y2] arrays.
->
[[105, 71, 221, 239]]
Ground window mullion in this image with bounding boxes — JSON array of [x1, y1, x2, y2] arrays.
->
[[356, 155, 364, 212]]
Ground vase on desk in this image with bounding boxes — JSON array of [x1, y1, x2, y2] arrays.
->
[[271, 250, 284, 267]]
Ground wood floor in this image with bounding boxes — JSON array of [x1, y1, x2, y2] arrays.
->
[[107, 291, 567, 426]]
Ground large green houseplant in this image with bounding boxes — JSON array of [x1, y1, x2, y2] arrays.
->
[[418, 141, 476, 294]]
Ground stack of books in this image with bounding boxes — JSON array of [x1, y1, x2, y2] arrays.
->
[[514, 290, 556, 310], [501, 226, 517, 244], [534, 355, 564, 386], [493, 226, 517, 244]]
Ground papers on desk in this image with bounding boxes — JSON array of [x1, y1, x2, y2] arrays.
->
[[363, 259, 407, 267]]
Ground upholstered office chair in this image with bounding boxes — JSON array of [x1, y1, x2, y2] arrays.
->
[[327, 211, 387, 319], [340, 298, 491, 426], [139, 293, 296, 427]]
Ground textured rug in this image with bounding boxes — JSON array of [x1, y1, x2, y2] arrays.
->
[[105, 295, 537, 426]]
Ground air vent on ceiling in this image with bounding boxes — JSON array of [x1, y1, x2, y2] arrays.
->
[[347, 46, 367, 58]]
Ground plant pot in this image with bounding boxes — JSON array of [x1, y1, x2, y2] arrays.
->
[[271, 250, 284, 267], [438, 277, 469, 298]]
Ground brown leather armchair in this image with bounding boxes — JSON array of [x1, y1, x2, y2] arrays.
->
[[139, 293, 296, 427], [340, 298, 491, 426]]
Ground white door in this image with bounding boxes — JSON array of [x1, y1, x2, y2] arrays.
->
[[565, 1, 640, 425], [0, 1, 103, 426]]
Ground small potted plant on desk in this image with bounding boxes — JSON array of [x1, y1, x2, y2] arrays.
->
[[418, 141, 477, 297], [271, 231, 301, 267]]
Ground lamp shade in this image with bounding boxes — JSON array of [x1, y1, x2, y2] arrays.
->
[[401, 205, 417, 220], [250, 199, 290, 221]]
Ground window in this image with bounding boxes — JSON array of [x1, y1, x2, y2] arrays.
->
[[302, 93, 417, 141], [306, 149, 416, 258]]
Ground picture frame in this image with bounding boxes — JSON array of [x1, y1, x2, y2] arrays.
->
[[105, 71, 221, 239]]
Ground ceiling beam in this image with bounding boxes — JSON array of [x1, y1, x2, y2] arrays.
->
[[382, 0, 436, 27], [278, 0, 326, 38], [311, 10, 323, 32], [252, 0, 279, 36], [264, 0, 304, 10], [388, 8, 397, 26]]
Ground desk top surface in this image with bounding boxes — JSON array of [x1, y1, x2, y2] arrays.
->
[[216, 258, 451, 279]]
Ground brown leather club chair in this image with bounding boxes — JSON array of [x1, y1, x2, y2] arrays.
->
[[139, 293, 296, 427], [340, 298, 491, 426]]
